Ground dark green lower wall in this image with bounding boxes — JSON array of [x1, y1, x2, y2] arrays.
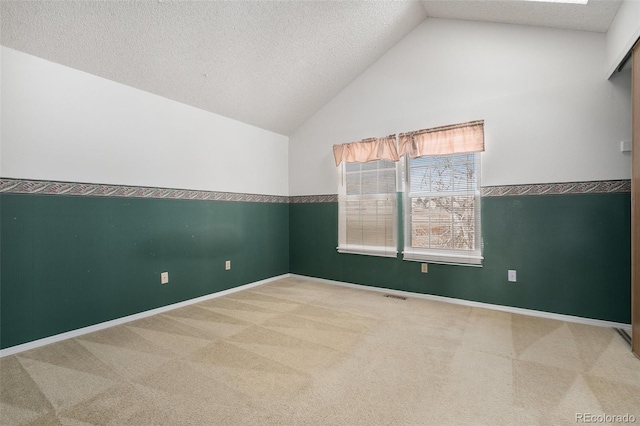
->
[[1, 191, 631, 350], [0, 194, 289, 349], [289, 194, 631, 324]]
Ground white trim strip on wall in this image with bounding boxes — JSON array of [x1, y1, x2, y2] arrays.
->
[[290, 274, 632, 332], [1, 272, 630, 357], [0, 274, 292, 358]]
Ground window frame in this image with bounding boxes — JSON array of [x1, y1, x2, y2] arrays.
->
[[402, 152, 483, 266]]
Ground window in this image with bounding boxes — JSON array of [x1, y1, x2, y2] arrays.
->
[[333, 120, 484, 264], [403, 152, 482, 265], [337, 159, 397, 257]]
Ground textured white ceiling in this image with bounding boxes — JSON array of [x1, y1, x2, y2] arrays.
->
[[0, 1, 427, 135], [0, 0, 623, 136]]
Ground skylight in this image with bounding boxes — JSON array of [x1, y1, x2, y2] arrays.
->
[[524, 0, 588, 4]]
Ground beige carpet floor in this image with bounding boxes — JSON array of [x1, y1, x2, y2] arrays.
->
[[1, 276, 639, 425]]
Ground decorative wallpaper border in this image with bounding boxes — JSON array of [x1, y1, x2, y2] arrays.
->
[[0, 178, 631, 203], [289, 195, 339, 203], [0, 179, 289, 203], [481, 180, 631, 197], [290, 180, 632, 202]]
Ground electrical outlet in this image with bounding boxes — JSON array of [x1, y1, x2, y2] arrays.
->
[[225, 260, 231, 270], [421, 263, 428, 273], [161, 271, 169, 284], [508, 270, 517, 282]]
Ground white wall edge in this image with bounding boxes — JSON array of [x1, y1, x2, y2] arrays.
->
[[607, 29, 640, 78], [0, 273, 292, 358], [605, 0, 640, 79], [291, 274, 632, 332]]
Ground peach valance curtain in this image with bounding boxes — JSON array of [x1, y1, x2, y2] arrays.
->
[[333, 136, 399, 166], [398, 120, 485, 158], [333, 120, 485, 166]]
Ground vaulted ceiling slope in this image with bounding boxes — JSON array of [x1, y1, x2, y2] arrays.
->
[[0, 0, 622, 136], [0, 1, 427, 136], [422, 0, 621, 33]]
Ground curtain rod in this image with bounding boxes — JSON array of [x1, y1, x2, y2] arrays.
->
[[399, 120, 484, 137], [359, 134, 396, 142], [353, 119, 483, 143]]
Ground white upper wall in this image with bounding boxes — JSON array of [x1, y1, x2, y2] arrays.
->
[[289, 18, 632, 196], [605, 0, 640, 77], [1, 47, 289, 196]]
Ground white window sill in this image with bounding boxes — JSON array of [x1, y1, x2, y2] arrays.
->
[[337, 246, 398, 258], [402, 250, 483, 267]]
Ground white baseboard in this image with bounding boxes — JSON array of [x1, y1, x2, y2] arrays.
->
[[0, 274, 291, 358], [291, 274, 632, 332], [3, 272, 630, 357]]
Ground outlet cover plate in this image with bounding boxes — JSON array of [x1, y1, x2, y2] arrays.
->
[[161, 272, 169, 284], [508, 270, 517, 282]]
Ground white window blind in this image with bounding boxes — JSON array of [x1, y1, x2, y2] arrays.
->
[[403, 153, 482, 265], [338, 160, 397, 257]]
